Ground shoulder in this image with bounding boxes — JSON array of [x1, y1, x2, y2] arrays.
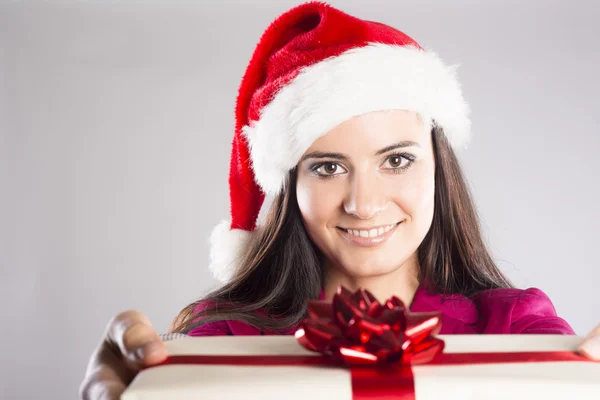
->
[[413, 285, 574, 334], [472, 287, 558, 317], [471, 287, 575, 334], [185, 300, 266, 337], [185, 300, 230, 336]]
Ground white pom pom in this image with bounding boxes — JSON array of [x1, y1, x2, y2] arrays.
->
[[208, 219, 252, 283]]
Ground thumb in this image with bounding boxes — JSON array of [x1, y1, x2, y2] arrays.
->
[[578, 324, 600, 360], [107, 310, 167, 367]]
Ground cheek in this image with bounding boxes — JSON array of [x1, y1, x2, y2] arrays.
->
[[296, 178, 344, 257], [394, 168, 435, 223], [296, 177, 340, 229]]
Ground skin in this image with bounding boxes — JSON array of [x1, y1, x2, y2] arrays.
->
[[296, 110, 432, 306], [80, 311, 167, 400], [79, 110, 600, 400]]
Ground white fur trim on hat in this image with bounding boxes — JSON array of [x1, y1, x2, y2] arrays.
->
[[243, 43, 471, 196], [208, 219, 252, 283]]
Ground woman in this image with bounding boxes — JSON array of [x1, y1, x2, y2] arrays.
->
[[80, 2, 600, 399]]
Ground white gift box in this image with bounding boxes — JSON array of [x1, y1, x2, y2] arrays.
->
[[121, 335, 600, 400]]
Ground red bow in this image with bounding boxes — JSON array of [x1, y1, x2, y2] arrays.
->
[[295, 286, 445, 366]]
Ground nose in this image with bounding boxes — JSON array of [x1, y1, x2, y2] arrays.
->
[[343, 171, 386, 220]]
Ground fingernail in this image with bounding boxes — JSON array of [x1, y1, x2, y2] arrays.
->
[[136, 342, 163, 361], [579, 335, 600, 360]]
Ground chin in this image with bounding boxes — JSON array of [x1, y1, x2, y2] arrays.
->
[[338, 259, 402, 279]]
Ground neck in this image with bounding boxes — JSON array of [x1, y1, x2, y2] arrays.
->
[[322, 253, 421, 307]]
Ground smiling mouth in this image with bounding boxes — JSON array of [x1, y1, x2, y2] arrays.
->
[[337, 222, 402, 239]]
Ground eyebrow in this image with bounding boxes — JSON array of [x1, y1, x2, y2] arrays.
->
[[374, 140, 421, 155], [301, 140, 421, 161]]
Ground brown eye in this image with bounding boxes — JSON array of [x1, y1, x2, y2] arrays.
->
[[383, 153, 415, 172], [314, 162, 347, 177], [324, 163, 337, 174], [388, 155, 403, 168]]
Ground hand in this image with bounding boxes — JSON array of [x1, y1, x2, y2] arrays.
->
[[79, 310, 168, 400], [578, 324, 600, 360]]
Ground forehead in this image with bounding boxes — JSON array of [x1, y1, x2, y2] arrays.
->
[[305, 110, 429, 153]]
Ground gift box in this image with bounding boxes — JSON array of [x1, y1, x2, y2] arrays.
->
[[123, 288, 598, 399], [122, 334, 600, 400]]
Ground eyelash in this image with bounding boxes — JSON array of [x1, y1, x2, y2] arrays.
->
[[310, 153, 416, 179], [385, 153, 416, 174]]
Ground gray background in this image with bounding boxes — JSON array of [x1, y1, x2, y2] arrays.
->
[[1, 0, 599, 398]]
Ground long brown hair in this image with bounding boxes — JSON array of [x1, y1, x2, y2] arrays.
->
[[169, 125, 512, 334]]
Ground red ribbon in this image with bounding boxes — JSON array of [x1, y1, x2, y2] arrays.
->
[[154, 287, 592, 398], [159, 351, 589, 399], [295, 286, 445, 366]]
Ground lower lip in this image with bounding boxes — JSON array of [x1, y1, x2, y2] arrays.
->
[[337, 223, 401, 248]]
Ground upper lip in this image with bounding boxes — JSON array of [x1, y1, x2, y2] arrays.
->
[[337, 222, 401, 230]]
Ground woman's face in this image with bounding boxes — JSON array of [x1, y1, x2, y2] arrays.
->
[[296, 110, 436, 278]]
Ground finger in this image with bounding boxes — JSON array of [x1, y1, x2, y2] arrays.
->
[[80, 370, 127, 400], [106, 310, 167, 366], [80, 336, 135, 400], [578, 324, 600, 360]]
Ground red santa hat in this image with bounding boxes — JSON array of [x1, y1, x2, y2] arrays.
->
[[209, 1, 471, 282]]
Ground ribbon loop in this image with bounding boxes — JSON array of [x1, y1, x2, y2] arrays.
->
[[296, 285, 445, 366]]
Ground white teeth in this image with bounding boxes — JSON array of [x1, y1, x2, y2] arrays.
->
[[344, 223, 399, 238]]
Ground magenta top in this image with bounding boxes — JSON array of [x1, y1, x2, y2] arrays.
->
[[187, 286, 575, 336]]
